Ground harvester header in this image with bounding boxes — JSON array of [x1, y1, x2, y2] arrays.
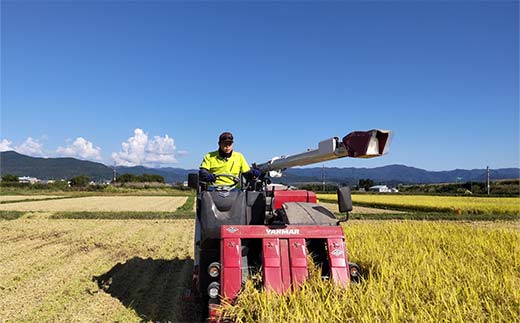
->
[[255, 129, 392, 176]]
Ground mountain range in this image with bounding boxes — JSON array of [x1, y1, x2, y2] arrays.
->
[[1, 151, 518, 185]]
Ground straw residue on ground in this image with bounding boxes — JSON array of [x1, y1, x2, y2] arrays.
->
[[0, 218, 200, 322]]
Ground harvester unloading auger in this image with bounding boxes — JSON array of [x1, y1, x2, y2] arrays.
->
[[187, 129, 392, 321]]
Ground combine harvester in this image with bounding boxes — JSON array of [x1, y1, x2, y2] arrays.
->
[[187, 130, 392, 321]]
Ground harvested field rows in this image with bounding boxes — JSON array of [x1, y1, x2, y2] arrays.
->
[[0, 219, 201, 322], [0, 196, 187, 212]]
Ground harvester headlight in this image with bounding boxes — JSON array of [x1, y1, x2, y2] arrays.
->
[[207, 282, 220, 299], [349, 262, 361, 283], [208, 262, 221, 278]]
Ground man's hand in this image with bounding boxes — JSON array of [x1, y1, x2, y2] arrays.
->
[[199, 169, 216, 183], [206, 173, 216, 183], [251, 169, 261, 178]]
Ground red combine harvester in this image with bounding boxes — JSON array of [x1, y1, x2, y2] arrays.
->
[[187, 130, 392, 321]]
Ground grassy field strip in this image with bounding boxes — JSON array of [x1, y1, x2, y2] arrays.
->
[[317, 193, 520, 215], [0, 195, 66, 203], [0, 211, 24, 220], [0, 187, 193, 197], [0, 196, 188, 212], [0, 196, 81, 205], [0, 219, 200, 322], [221, 221, 520, 322], [320, 202, 406, 214]]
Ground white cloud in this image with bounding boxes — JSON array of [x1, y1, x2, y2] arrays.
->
[[111, 128, 182, 167], [0, 139, 14, 152], [56, 137, 102, 161], [15, 137, 46, 157]]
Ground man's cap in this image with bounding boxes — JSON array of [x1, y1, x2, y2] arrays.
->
[[219, 132, 234, 143]]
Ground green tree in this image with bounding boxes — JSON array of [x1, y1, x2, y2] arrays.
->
[[358, 178, 375, 190], [116, 173, 138, 183], [70, 175, 90, 187], [116, 173, 165, 183], [1, 174, 19, 182], [139, 174, 165, 183]]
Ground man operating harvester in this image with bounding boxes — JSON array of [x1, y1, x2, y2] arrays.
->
[[192, 132, 260, 286], [198, 131, 260, 186]]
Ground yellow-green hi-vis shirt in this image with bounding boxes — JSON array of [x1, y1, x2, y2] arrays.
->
[[200, 151, 251, 186]]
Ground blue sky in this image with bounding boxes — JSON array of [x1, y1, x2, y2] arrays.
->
[[1, 1, 518, 171]]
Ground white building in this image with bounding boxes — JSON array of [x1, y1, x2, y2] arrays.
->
[[18, 176, 40, 184], [368, 185, 398, 193]]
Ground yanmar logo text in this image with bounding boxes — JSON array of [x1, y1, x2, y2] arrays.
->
[[266, 229, 300, 235]]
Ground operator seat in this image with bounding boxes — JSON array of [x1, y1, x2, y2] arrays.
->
[[199, 190, 265, 244]]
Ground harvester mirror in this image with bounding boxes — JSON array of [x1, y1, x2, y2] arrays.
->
[[187, 173, 199, 190], [337, 186, 353, 213]]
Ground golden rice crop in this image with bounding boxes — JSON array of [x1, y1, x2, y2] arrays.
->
[[0, 196, 187, 212], [220, 221, 520, 322], [317, 193, 520, 214]]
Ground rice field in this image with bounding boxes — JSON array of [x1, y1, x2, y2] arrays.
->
[[0, 194, 518, 322], [1, 217, 518, 322], [317, 193, 520, 215], [0, 196, 187, 212]]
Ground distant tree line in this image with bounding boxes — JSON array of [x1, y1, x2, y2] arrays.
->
[[298, 178, 377, 193], [1, 174, 71, 190], [1, 173, 166, 190], [70, 175, 90, 187], [115, 173, 165, 183], [398, 179, 519, 196], [298, 183, 340, 193], [1, 174, 19, 182]]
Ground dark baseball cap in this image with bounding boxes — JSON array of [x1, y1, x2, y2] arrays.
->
[[219, 132, 234, 143]]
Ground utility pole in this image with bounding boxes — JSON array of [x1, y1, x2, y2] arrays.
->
[[112, 164, 117, 183], [487, 166, 490, 195]]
